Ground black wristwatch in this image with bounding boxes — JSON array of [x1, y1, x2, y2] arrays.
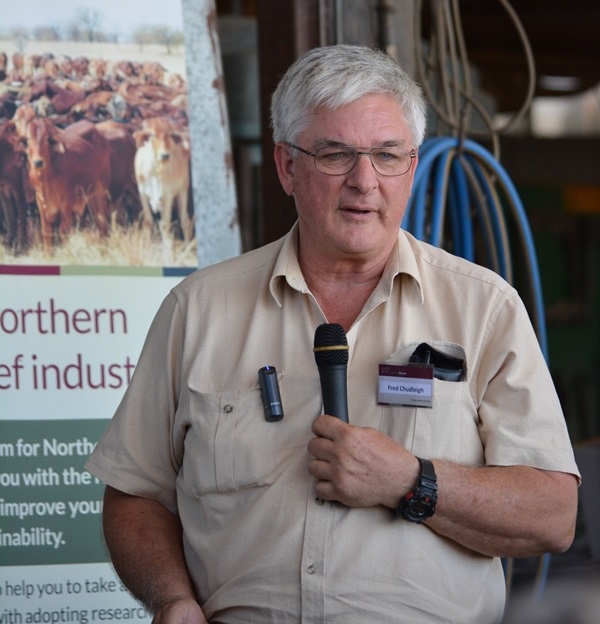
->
[[396, 457, 438, 523]]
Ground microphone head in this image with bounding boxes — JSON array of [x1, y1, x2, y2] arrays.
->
[[313, 323, 349, 367]]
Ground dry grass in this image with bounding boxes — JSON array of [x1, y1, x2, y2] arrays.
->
[[0, 218, 198, 267]]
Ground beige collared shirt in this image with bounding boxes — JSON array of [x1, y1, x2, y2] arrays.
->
[[87, 223, 579, 624]]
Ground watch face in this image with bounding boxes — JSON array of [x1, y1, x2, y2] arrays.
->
[[406, 492, 435, 520], [406, 494, 435, 520], [399, 482, 437, 523]]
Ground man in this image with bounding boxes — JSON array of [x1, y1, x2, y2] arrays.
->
[[86, 45, 579, 624]]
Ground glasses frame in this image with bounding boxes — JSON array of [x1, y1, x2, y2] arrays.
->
[[287, 142, 416, 177]]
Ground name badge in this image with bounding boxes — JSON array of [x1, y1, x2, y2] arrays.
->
[[378, 363, 434, 408]]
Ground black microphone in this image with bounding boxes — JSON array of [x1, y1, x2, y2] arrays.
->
[[313, 323, 349, 423]]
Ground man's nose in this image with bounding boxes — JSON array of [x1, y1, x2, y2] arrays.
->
[[346, 152, 379, 191]]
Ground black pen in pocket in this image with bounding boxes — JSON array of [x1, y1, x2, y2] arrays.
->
[[258, 366, 284, 422]]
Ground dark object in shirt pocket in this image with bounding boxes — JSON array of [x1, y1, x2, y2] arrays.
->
[[409, 342, 465, 382]]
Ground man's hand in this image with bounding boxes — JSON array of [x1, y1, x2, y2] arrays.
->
[[307, 414, 419, 508], [307, 415, 578, 558], [152, 596, 208, 624]]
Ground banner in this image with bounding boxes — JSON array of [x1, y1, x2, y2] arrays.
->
[[1, 269, 192, 621], [1, 0, 240, 620]]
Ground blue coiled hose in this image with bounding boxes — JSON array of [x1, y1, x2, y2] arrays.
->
[[403, 136, 551, 599], [404, 136, 548, 359]]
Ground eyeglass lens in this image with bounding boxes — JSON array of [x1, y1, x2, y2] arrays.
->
[[314, 146, 413, 176]]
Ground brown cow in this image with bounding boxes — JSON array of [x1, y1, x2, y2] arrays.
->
[[88, 58, 107, 80], [13, 103, 37, 136], [23, 54, 42, 78], [0, 120, 30, 253], [95, 120, 141, 225], [11, 52, 24, 74], [133, 116, 193, 242], [21, 118, 112, 252], [71, 90, 114, 121], [43, 57, 60, 79], [140, 61, 165, 85], [9, 105, 37, 207]]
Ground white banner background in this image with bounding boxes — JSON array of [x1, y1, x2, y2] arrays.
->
[[1, 273, 188, 622]]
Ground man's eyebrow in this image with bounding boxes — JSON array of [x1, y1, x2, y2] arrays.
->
[[313, 139, 350, 148], [379, 139, 408, 148], [313, 138, 408, 149]]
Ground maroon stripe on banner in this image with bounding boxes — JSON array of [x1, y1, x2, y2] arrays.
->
[[0, 265, 61, 275]]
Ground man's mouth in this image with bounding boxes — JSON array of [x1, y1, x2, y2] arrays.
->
[[342, 206, 374, 215]]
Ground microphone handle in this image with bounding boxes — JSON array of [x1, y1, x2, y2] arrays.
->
[[318, 364, 349, 423]]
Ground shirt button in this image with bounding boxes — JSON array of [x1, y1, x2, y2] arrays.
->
[[315, 497, 325, 505], [307, 564, 316, 574], [223, 404, 234, 413]]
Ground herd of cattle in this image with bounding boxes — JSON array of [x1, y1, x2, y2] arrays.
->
[[0, 50, 194, 256]]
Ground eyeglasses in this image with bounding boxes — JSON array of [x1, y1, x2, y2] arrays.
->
[[288, 143, 416, 177]]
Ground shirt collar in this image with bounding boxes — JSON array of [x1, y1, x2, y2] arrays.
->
[[268, 223, 424, 307], [383, 229, 424, 304], [269, 222, 306, 306]]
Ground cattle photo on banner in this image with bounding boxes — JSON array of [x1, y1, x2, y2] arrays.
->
[[0, 0, 241, 621], [0, 0, 239, 269]]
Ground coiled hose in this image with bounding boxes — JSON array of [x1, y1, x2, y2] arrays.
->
[[404, 135, 547, 358]]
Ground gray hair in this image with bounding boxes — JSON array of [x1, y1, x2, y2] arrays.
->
[[270, 44, 427, 147]]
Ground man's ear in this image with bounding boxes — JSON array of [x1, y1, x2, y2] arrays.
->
[[273, 143, 295, 196]]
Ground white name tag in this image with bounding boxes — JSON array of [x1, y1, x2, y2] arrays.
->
[[378, 363, 434, 408]]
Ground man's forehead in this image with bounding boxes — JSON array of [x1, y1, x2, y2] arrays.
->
[[304, 95, 412, 146]]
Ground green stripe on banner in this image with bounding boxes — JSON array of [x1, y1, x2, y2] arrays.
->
[[61, 266, 163, 277]]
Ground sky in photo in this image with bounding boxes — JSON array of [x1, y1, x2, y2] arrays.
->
[[2, 0, 184, 38]]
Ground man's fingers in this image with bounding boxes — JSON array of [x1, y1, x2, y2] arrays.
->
[[311, 413, 347, 439]]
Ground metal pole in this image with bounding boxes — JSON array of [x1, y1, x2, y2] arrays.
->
[[182, 0, 242, 266]]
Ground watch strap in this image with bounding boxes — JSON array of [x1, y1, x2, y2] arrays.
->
[[418, 457, 437, 484]]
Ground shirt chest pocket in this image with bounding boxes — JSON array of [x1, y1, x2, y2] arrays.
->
[[379, 342, 483, 464], [410, 378, 481, 461], [182, 384, 284, 496]]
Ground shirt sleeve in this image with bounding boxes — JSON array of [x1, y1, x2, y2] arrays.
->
[[85, 291, 185, 513], [476, 288, 580, 480]]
